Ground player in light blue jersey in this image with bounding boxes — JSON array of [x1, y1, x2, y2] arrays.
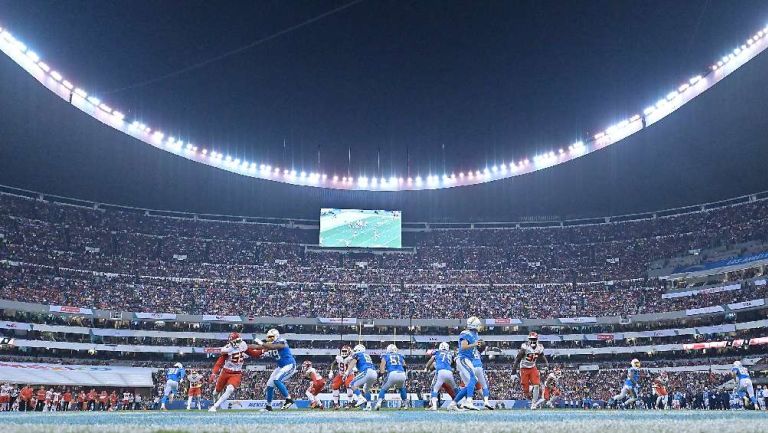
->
[[344, 344, 378, 410], [254, 329, 297, 411], [375, 344, 408, 410], [448, 316, 483, 411], [732, 360, 757, 409], [160, 362, 185, 410], [425, 342, 458, 410], [611, 359, 641, 409]]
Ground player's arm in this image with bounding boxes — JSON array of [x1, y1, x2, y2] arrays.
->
[[211, 354, 226, 378], [245, 347, 263, 359], [540, 353, 549, 369], [343, 357, 356, 377], [256, 342, 287, 350], [425, 356, 435, 372], [459, 337, 479, 351], [379, 358, 386, 375], [511, 349, 525, 374], [328, 360, 337, 378]]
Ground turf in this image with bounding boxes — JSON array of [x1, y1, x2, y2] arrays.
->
[[2, 410, 768, 433]]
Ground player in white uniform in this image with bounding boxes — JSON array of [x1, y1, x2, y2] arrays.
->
[[208, 332, 264, 412], [512, 332, 548, 410], [328, 345, 355, 408], [186, 370, 204, 410], [732, 361, 757, 409], [302, 361, 327, 409], [0, 383, 12, 411]]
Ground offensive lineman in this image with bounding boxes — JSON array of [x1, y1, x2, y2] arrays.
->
[[375, 344, 408, 410], [425, 342, 458, 410], [253, 329, 297, 411], [344, 344, 378, 410]]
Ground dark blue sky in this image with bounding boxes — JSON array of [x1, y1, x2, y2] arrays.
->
[[1, 0, 767, 179]]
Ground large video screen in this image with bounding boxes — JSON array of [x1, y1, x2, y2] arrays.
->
[[320, 208, 402, 248]]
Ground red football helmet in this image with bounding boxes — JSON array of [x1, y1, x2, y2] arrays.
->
[[340, 345, 351, 357], [302, 360, 312, 372], [228, 332, 242, 345], [528, 331, 539, 347]]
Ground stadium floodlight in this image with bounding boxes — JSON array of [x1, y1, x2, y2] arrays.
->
[[87, 96, 100, 105], [358, 176, 368, 187], [643, 106, 655, 115], [201, 149, 208, 156], [62, 80, 74, 90], [332, 175, 339, 182], [74, 88, 87, 98], [49, 70, 62, 81], [415, 176, 422, 186], [37, 61, 50, 72], [678, 83, 689, 92], [491, 165, 498, 173], [25, 50, 39, 62], [666, 91, 677, 101], [467, 171, 474, 179], [13, 40, 26, 53], [99, 103, 112, 113], [322, 173, 327, 180], [112, 111, 124, 120], [629, 114, 641, 122]]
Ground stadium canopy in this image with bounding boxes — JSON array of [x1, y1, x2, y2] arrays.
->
[[0, 23, 767, 192]]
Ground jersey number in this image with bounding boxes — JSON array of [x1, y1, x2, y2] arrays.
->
[[231, 352, 244, 364]]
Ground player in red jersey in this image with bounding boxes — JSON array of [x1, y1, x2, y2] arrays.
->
[[208, 332, 263, 412], [652, 372, 670, 410], [302, 361, 327, 409], [328, 345, 355, 409], [512, 332, 549, 410]]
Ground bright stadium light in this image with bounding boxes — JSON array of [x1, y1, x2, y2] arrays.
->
[[0, 22, 766, 190]]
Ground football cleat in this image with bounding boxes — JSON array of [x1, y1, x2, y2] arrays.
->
[[281, 398, 294, 410]]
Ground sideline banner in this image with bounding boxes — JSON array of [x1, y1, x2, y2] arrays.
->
[[49, 305, 93, 315], [135, 312, 177, 320]]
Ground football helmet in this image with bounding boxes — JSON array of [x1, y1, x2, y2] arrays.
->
[[266, 329, 280, 342], [340, 345, 351, 357], [353, 344, 366, 354], [466, 316, 482, 330], [386, 344, 398, 353], [438, 342, 449, 351], [631, 359, 641, 368]]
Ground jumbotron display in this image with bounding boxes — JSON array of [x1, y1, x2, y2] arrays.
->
[[319, 208, 402, 248]]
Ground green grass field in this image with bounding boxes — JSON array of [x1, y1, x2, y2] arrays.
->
[[2, 409, 768, 433]]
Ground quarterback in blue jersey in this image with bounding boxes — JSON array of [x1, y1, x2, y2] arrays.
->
[[375, 344, 408, 410], [253, 328, 297, 411], [425, 342, 458, 410], [344, 344, 378, 410], [732, 360, 757, 408], [448, 316, 483, 411], [161, 362, 185, 410], [611, 358, 641, 409]]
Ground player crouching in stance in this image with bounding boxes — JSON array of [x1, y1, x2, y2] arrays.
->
[[652, 372, 669, 410], [448, 316, 484, 411], [328, 345, 355, 409], [610, 358, 641, 409], [344, 344, 378, 410], [541, 368, 563, 408], [186, 369, 204, 410], [208, 332, 263, 412], [512, 332, 549, 410], [425, 342, 458, 410], [252, 329, 297, 411], [161, 362, 186, 410], [732, 360, 758, 409], [376, 344, 408, 410], [302, 361, 327, 409]]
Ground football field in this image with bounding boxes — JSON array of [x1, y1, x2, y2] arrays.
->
[[2, 410, 768, 433]]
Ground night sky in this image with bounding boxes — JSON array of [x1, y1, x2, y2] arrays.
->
[[2, 0, 767, 180]]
